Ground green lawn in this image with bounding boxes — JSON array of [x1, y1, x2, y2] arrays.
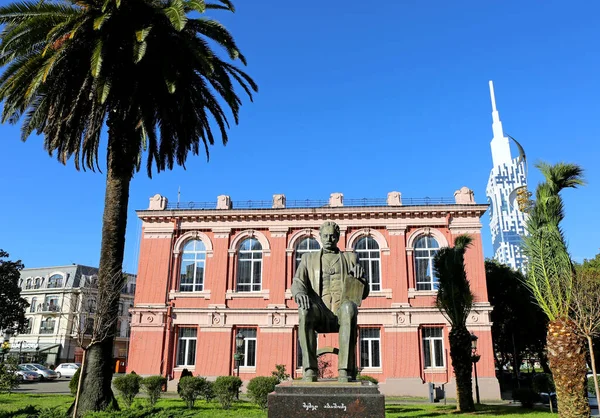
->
[[0, 393, 554, 417]]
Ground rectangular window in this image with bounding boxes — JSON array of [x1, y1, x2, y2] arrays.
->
[[44, 296, 60, 312], [40, 319, 56, 334], [177, 328, 197, 366], [359, 328, 381, 368], [239, 328, 257, 367], [422, 327, 444, 368]]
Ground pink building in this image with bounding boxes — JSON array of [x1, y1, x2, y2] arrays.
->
[[128, 188, 501, 399]]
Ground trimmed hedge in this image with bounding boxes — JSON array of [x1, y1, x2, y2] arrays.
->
[[247, 376, 278, 409], [213, 376, 242, 410], [113, 373, 142, 408], [141, 376, 167, 406], [357, 375, 378, 384]]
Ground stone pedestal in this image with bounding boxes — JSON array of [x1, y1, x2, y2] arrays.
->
[[268, 380, 385, 418]]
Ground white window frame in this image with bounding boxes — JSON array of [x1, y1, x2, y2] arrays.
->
[[422, 327, 445, 368], [414, 236, 441, 291], [40, 318, 56, 334], [177, 328, 197, 367], [355, 237, 381, 292], [47, 274, 63, 289], [239, 328, 257, 367], [44, 295, 60, 312], [359, 328, 381, 368], [294, 237, 320, 271], [179, 240, 207, 292], [30, 297, 37, 313], [236, 239, 263, 292]]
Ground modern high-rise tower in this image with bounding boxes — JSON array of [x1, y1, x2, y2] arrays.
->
[[485, 81, 528, 272]]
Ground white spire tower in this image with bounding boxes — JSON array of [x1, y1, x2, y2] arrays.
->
[[485, 81, 528, 272]]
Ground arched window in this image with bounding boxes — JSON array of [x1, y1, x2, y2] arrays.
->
[[237, 238, 262, 292], [179, 240, 206, 292], [25, 278, 32, 289], [34, 277, 42, 289], [30, 297, 37, 313], [355, 237, 381, 292], [414, 236, 441, 291], [48, 274, 63, 289], [295, 237, 320, 270]]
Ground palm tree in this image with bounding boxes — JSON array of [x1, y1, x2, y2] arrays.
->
[[0, 0, 256, 415], [433, 234, 475, 412], [522, 162, 588, 418]]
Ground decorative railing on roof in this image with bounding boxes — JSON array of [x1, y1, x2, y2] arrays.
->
[[165, 197, 455, 210]]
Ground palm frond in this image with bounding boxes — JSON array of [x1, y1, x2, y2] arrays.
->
[[433, 234, 474, 327], [523, 161, 585, 320]]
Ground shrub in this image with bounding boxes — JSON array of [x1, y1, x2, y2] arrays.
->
[[588, 374, 600, 395], [141, 375, 167, 406], [247, 376, 278, 409], [271, 364, 290, 383], [177, 368, 194, 394], [179, 376, 206, 409], [512, 387, 540, 408], [0, 357, 20, 393], [357, 374, 378, 384], [114, 373, 142, 408], [532, 373, 555, 394], [213, 376, 242, 410], [70, 367, 81, 395], [200, 379, 215, 402]]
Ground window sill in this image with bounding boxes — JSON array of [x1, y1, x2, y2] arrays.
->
[[368, 289, 393, 299], [360, 368, 383, 374], [408, 288, 438, 298], [174, 366, 196, 371], [169, 290, 211, 300], [424, 367, 446, 373], [226, 290, 270, 300], [239, 367, 256, 373]]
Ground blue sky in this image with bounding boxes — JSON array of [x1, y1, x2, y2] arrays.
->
[[1, 0, 599, 273]]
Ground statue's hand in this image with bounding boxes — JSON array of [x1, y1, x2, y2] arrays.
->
[[350, 264, 365, 280], [295, 294, 310, 310]]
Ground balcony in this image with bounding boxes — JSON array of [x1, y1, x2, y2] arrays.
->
[[39, 303, 60, 314]]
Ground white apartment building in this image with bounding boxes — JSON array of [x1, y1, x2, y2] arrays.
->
[[9, 264, 135, 367]]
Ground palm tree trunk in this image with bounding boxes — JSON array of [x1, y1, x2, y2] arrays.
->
[[70, 117, 136, 417], [547, 319, 590, 418], [449, 326, 475, 412]]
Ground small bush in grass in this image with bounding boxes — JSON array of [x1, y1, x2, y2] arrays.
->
[[141, 375, 167, 406], [179, 376, 205, 409], [113, 373, 142, 408], [213, 376, 242, 410], [512, 387, 540, 408], [247, 376, 278, 409], [200, 379, 215, 402], [177, 368, 193, 394], [357, 374, 378, 384], [70, 367, 81, 395]]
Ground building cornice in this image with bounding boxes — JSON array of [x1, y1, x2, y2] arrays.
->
[[136, 204, 489, 226]]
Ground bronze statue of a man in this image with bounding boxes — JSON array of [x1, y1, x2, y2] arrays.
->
[[292, 221, 369, 382]]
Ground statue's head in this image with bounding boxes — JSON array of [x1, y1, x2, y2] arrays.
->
[[319, 221, 340, 250]]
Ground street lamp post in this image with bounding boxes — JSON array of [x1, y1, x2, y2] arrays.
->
[[470, 332, 481, 405], [234, 331, 245, 401], [234, 331, 245, 377]]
